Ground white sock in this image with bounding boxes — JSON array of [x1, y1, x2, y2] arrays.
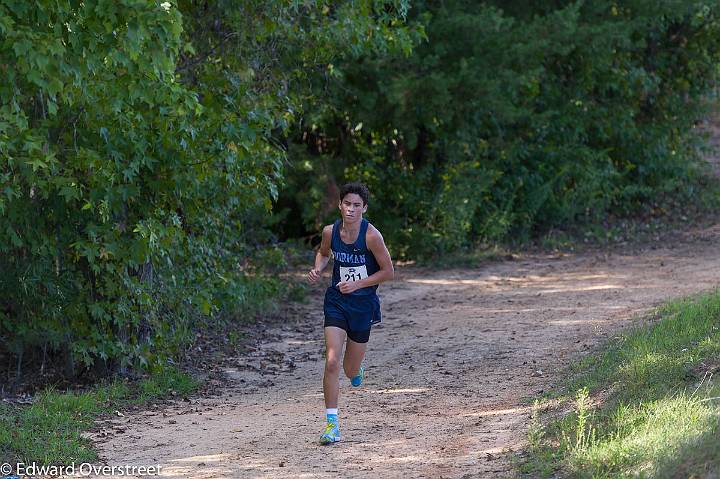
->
[[326, 408, 338, 416]]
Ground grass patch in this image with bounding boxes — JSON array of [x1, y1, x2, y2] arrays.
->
[[521, 289, 720, 478], [0, 366, 200, 465], [137, 365, 199, 402]]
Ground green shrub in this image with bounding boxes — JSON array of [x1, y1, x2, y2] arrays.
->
[[280, 0, 720, 258], [0, 0, 414, 378]]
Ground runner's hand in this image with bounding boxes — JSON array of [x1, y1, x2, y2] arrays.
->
[[336, 281, 360, 294], [308, 268, 321, 283]]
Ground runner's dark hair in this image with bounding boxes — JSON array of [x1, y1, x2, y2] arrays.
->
[[339, 182, 370, 206]]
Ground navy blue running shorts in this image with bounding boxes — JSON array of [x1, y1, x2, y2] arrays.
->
[[323, 287, 381, 343]]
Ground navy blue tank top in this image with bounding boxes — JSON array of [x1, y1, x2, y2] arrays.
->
[[330, 218, 380, 296]]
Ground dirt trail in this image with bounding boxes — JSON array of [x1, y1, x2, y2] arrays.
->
[[82, 224, 720, 479]]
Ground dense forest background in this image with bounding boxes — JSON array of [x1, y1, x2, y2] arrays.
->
[[2, 0, 719, 383]]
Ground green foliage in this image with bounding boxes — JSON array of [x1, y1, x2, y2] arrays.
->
[[3, 0, 720, 381], [280, 0, 720, 258], [0, 0, 412, 377]]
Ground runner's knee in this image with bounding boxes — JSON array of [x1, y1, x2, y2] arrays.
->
[[325, 356, 341, 375]]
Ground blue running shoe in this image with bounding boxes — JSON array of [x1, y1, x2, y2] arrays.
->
[[319, 421, 341, 445], [350, 365, 365, 387]]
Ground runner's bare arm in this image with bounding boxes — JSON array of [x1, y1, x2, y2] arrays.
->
[[308, 224, 333, 283], [336, 225, 394, 293]]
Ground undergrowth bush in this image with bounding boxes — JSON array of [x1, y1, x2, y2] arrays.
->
[[279, 0, 720, 258]]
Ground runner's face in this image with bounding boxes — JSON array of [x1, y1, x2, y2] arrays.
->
[[339, 193, 366, 224]]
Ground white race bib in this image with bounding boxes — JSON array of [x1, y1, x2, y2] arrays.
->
[[339, 265, 368, 283]]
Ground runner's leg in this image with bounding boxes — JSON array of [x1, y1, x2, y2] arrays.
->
[[323, 326, 346, 408], [343, 337, 368, 379]]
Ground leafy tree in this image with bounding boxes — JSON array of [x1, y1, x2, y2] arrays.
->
[[0, 0, 413, 380], [280, 0, 720, 258]]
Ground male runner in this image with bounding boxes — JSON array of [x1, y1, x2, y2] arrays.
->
[[307, 182, 394, 445]]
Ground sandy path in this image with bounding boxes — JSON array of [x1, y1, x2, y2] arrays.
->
[[83, 225, 720, 479]]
